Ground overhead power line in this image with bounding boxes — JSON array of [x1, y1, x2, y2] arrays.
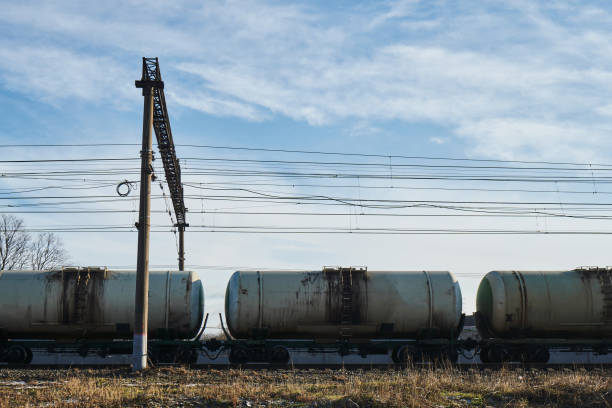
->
[[179, 157, 612, 171], [5, 193, 612, 207], [0, 158, 138, 163], [2, 142, 612, 237], [9, 226, 612, 235], [3, 209, 612, 219], [184, 181, 612, 195], [0, 142, 610, 167]]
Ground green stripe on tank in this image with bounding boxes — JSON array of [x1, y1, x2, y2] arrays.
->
[[476, 277, 493, 320]]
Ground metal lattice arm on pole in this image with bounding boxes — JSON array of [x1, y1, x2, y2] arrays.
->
[[137, 57, 187, 227], [136, 57, 188, 269]]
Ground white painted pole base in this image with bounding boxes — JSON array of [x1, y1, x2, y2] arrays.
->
[[132, 333, 148, 371]]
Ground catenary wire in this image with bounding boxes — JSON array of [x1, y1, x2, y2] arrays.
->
[[1, 142, 611, 167]]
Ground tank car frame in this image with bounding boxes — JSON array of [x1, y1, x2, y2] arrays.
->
[[476, 338, 612, 364], [0, 336, 462, 366], [206, 338, 462, 365], [4, 329, 612, 366], [0, 311, 464, 366], [0, 338, 202, 365]]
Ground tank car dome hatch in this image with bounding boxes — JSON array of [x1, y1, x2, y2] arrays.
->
[[224, 268, 463, 340]]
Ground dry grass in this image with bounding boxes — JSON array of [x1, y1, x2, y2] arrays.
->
[[0, 366, 610, 407]]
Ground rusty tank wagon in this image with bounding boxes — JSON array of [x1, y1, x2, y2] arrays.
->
[[0, 266, 465, 366], [0, 267, 205, 364], [6, 265, 612, 366], [474, 268, 612, 363], [225, 268, 463, 340], [219, 267, 464, 364]]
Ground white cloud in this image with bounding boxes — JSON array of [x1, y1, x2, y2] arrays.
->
[[595, 104, 612, 117], [2, 1, 612, 160], [367, 0, 421, 29], [167, 90, 267, 122], [456, 118, 608, 161], [0, 46, 134, 108]]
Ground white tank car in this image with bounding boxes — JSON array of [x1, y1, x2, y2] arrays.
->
[[476, 268, 612, 339], [0, 267, 205, 339], [225, 268, 463, 339]]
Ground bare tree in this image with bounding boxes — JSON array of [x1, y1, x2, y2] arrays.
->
[[0, 214, 69, 270], [0, 214, 30, 270], [30, 232, 68, 270]]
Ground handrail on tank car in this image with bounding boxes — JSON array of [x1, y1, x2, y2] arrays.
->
[[193, 313, 209, 342], [219, 313, 232, 340]]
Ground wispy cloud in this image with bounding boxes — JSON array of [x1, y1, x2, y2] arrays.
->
[[166, 89, 267, 122], [2, 1, 612, 160], [0, 46, 134, 107]]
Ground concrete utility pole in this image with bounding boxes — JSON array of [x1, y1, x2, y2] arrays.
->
[[133, 59, 160, 371]]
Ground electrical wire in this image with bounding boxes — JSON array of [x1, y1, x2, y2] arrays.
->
[[3, 145, 612, 237], [1, 142, 610, 167]]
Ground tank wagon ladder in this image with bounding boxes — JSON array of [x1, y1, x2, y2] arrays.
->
[[67, 267, 104, 324], [73, 269, 91, 323], [339, 267, 354, 340]]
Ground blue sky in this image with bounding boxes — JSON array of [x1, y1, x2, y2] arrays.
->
[[2, 0, 612, 325]]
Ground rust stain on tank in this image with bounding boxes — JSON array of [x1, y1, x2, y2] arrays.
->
[[294, 272, 322, 311], [323, 268, 366, 325], [46, 268, 108, 325], [577, 268, 612, 324], [300, 271, 321, 286], [323, 268, 340, 323], [184, 274, 192, 303]]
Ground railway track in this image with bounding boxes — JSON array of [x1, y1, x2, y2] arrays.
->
[[3, 363, 612, 370]]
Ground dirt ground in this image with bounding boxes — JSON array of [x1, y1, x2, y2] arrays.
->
[[0, 366, 611, 407]]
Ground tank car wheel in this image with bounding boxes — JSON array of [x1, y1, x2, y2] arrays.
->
[[6, 345, 32, 365], [525, 346, 549, 363], [176, 347, 199, 365], [487, 345, 511, 363], [391, 347, 400, 363], [229, 346, 250, 365], [149, 348, 174, 365], [479, 346, 490, 364], [77, 345, 89, 358], [396, 345, 421, 366], [268, 346, 290, 365], [444, 347, 459, 364]]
